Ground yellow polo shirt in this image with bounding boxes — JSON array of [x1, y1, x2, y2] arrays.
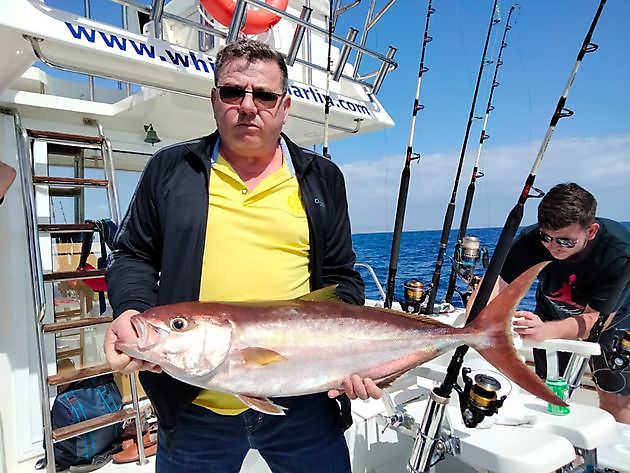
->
[[194, 152, 310, 414]]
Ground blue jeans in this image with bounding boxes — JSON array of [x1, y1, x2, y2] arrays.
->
[[156, 393, 351, 473]]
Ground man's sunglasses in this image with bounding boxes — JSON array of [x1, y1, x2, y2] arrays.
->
[[538, 230, 579, 249], [216, 85, 284, 108]]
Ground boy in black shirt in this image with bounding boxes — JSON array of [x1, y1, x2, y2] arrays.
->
[[492, 183, 629, 423]]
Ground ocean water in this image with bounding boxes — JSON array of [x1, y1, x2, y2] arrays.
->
[[352, 222, 630, 310], [352, 227, 513, 309]]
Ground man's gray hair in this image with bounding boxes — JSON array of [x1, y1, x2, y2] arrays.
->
[[214, 39, 289, 93]]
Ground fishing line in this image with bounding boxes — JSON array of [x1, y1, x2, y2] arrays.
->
[[599, 314, 630, 333], [592, 363, 628, 394], [437, 0, 608, 402], [424, 0, 500, 314], [468, 368, 514, 398], [451, 0, 475, 92], [513, 11, 534, 145], [444, 4, 520, 304], [383, 0, 436, 308]]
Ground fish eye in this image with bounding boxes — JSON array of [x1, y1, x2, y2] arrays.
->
[[170, 317, 188, 331]]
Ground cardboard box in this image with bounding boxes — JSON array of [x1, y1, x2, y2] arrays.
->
[[114, 372, 148, 404]]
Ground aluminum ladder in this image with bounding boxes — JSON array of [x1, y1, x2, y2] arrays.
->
[[15, 117, 147, 472]]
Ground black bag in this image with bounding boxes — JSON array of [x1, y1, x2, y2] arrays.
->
[[51, 375, 123, 470]]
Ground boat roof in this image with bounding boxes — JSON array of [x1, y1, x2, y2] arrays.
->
[[0, 0, 398, 154]]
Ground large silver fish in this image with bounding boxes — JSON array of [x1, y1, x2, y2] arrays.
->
[[116, 263, 565, 414]]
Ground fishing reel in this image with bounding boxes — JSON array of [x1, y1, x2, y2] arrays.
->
[[452, 236, 489, 304], [455, 368, 506, 428], [454, 236, 488, 277], [607, 329, 630, 372], [400, 278, 429, 314]]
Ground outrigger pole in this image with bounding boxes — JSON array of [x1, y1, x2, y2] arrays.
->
[[408, 2, 608, 471], [444, 4, 520, 304], [423, 0, 500, 314], [384, 0, 436, 309]]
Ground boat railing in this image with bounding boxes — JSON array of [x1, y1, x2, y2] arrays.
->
[[60, 0, 398, 98], [355, 262, 386, 303]]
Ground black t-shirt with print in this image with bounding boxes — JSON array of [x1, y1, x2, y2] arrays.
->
[[500, 217, 630, 330]]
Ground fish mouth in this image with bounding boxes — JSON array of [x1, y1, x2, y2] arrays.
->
[[130, 316, 145, 339], [130, 316, 165, 351]]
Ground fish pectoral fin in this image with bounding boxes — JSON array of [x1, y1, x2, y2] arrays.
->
[[297, 286, 343, 304], [239, 347, 288, 367], [237, 395, 287, 415]]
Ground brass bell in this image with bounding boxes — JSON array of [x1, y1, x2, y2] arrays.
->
[[144, 124, 161, 146]]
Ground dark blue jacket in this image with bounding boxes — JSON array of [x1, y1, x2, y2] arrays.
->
[[107, 131, 364, 440]]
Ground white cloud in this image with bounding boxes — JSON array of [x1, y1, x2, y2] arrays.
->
[[341, 134, 630, 234]]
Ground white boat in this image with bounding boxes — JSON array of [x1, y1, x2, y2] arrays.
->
[[0, 1, 627, 473]]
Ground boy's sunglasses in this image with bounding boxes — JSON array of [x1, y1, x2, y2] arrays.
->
[[216, 85, 284, 109], [538, 230, 579, 249]]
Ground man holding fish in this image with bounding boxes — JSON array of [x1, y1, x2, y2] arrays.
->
[[104, 38, 568, 472], [104, 39, 380, 472]]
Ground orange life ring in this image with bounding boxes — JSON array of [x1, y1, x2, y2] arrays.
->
[[201, 0, 289, 35]]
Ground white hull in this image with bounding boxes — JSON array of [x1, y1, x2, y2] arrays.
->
[[0, 0, 394, 149]]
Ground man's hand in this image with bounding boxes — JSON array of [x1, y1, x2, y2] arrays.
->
[[512, 310, 550, 342], [0, 161, 16, 200], [328, 374, 382, 401], [103, 309, 161, 374]]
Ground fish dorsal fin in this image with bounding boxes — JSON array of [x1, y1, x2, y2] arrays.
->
[[237, 395, 287, 415], [239, 347, 288, 367], [297, 286, 343, 303]]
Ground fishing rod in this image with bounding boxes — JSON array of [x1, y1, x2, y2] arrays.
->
[[444, 4, 520, 304], [383, 0, 436, 309], [408, 1, 607, 470], [322, 0, 335, 158], [423, 0, 500, 315]]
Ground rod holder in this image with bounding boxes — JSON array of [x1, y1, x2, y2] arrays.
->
[[563, 353, 590, 401], [332, 28, 358, 81], [286, 6, 312, 66], [408, 389, 449, 473], [372, 46, 396, 95]]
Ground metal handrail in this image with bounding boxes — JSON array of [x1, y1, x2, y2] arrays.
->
[[25, 34, 213, 100], [355, 262, 386, 302], [109, 0, 398, 93], [28, 0, 398, 114], [25, 34, 368, 132], [353, 0, 396, 78], [14, 111, 56, 473], [112, 0, 228, 39]]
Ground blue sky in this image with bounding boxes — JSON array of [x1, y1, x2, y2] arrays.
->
[[329, 0, 629, 232], [334, 0, 629, 155], [43, 0, 629, 233]]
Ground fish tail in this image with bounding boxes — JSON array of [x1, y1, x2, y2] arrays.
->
[[467, 262, 567, 407]]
